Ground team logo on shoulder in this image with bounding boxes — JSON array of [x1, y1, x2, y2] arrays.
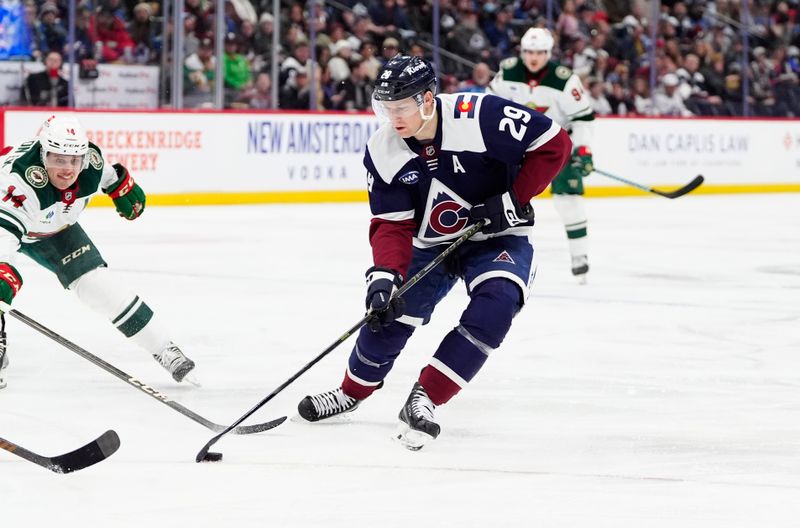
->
[[24, 166, 48, 188], [398, 171, 420, 184], [500, 57, 517, 69], [555, 66, 571, 79], [88, 148, 103, 170]]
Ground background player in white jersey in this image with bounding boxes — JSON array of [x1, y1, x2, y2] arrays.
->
[[0, 115, 195, 389], [297, 56, 571, 450], [488, 28, 595, 283]]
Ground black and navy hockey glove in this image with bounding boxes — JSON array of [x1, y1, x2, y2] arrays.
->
[[470, 191, 535, 234], [365, 266, 405, 332]]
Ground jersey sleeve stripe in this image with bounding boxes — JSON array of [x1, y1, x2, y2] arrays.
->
[[525, 121, 562, 152], [372, 210, 415, 221], [0, 217, 24, 240], [570, 112, 595, 122], [0, 209, 27, 235]]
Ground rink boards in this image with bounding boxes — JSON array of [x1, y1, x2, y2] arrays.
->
[[1, 108, 798, 205]]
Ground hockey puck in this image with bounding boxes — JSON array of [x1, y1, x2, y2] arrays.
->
[[202, 451, 223, 462]]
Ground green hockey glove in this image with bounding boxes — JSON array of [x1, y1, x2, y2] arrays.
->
[[106, 163, 146, 220], [0, 263, 23, 305], [570, 146, 594, 178]]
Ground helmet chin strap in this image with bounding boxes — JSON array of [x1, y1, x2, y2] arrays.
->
[[413, 101, 436, 137]]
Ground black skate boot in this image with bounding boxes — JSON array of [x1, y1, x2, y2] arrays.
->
[[571, 255, 589, 284], [153, 342, 196, 383], [298, 387, 361, 422], [395, 382, 440, 451]]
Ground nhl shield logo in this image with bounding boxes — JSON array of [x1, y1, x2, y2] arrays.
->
[[425, 145, 436, 157], [24, 166, 49, 188]]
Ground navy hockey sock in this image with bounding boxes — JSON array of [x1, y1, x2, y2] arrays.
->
[[343, 322, 414, 399], [423, 279, 521, 404]]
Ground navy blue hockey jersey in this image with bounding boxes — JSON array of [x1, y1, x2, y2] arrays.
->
[[364, 92, 570, 277]]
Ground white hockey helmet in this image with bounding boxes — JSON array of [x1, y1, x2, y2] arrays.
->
[[520, 27, 555, 58], [39, 115, 89, 169]]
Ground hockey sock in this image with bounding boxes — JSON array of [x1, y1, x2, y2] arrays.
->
[[552, 193, 589, 257], [422, 279, 521, 405], [70, 268, 171, 354], [342, 322, 414, 399]]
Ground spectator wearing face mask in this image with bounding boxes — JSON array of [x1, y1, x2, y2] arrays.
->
[[21, 50, 69, 107]]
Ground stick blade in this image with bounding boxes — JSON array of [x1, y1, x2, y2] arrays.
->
[[231, 416, 287, 435], [48, 430, 121, 474], [655, 175, 705, 199]]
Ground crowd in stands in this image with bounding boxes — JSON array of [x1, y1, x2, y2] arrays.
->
[[8, 0, 800, 116]]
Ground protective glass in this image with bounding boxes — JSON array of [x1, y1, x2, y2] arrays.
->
[[44, 152, 85, 171], [372, 95, 421, 122]]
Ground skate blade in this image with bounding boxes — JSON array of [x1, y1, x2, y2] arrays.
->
[[291, 411, 356, 425], [393, 422, 434, 451], [182, 373, 202, 388]]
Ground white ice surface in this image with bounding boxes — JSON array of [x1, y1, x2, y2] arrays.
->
[[2, 194, 799, 527]]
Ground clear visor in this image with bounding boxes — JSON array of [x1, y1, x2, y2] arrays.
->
[[44, 152, 85, 170], [372, 95, 422, 122]]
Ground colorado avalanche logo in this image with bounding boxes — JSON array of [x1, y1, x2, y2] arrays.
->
[[419, 180, 474, 244], [427, 195, 469, 236]]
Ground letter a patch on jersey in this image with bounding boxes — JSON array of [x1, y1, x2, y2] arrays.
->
[[493, 251, 515, 264], [454, 94, 478, 119]]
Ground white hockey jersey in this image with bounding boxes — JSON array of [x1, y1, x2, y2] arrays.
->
[[0, 139, 118, 262]]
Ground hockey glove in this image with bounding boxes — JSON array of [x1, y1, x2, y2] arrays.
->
[[570, 146, 594, 178], [365, 266, 405, 332], [0, 263, 23, 306], [106, 163, 146, 220], [470, 191, 535, 234]]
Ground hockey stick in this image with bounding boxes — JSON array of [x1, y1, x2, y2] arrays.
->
[[0, 302, 286, 435], [195, 220, 487, 462], [593, 169, 704, 199], [0, 430, 120, 473]]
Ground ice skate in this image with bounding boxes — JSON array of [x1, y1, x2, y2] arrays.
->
[[297, 387, 361, 422], [571, 255, 589, 284], [395, 382, 440, 451], [153, 342, 196, 383], [0, 317, 7, 389], [0, 347, 8, 390]]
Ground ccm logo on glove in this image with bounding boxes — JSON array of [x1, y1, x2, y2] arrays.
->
[[106, 164, 146, 220]]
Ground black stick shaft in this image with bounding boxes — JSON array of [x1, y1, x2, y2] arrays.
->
[[593, 169, 704, 199], [0, 303, 284, 435], [195, 220, 486, 461]]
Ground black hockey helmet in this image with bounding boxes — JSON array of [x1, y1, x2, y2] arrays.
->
[[373, 55, 437, 103]]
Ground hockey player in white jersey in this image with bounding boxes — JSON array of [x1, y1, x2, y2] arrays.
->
[[297, 56, 571, 450], [488, 27, 595, 282], [0, 115, 195, 389]]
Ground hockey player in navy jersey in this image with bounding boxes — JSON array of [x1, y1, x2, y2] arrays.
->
[[298, 56, 571, 450]]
